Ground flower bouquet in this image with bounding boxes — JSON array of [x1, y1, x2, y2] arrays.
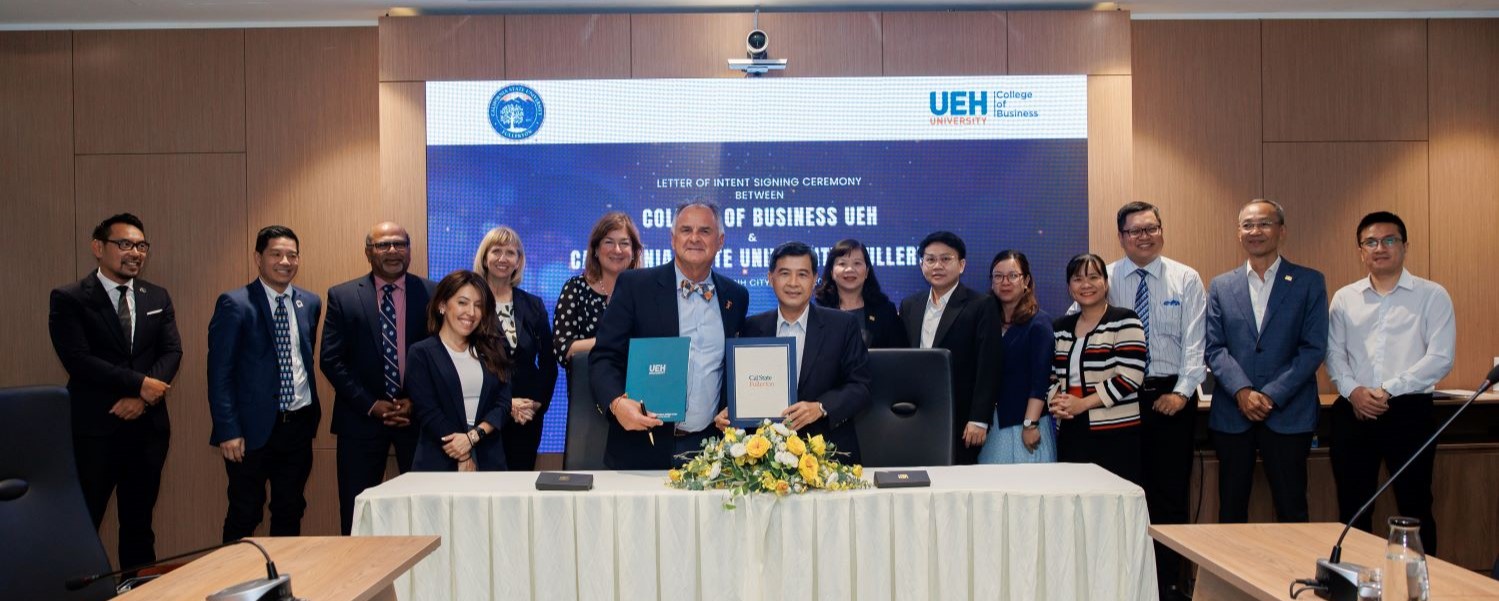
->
[[666, 419, 870, 508]]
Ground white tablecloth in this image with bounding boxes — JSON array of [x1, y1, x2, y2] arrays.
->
[[353, 464, 1157, 601]]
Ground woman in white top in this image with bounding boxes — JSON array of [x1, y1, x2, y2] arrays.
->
[[406, 270, 512, 471]]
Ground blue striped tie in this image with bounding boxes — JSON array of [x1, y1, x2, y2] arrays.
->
[[1134, 268, 1151, 370], [274, 294, 294, 411], [380, 284, 401, 399]]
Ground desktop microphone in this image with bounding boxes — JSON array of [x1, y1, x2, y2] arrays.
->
[[1295, 363, 1499, 600], [65, 538, 294, 600]]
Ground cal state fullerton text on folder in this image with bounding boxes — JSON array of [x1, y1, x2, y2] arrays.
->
[[625, 337, 690, 422]]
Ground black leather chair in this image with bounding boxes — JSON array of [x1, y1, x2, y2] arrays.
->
[[853, 349, 955, 467], [563, 351, 609, 470], [0, 386, 115, 600]]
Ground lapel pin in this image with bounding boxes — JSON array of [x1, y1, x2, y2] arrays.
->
[[724, 300, 733, 310], [138, 286, 146, 293], [1284, 275, 1293, 282], [868, 315, 876, 322], [295, 299, 305, 309]]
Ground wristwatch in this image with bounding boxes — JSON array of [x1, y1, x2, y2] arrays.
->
[[1022, 419, 1040, 430]]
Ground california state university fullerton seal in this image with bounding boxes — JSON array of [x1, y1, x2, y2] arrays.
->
[[488, 85, 545, 140]]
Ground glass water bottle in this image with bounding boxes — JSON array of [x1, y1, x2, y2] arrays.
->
[[1384, 516, 1431, 601]]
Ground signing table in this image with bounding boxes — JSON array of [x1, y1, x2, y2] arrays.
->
[[353, 463, 1156, 601]]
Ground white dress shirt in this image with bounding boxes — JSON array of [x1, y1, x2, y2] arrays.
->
[[777, 305, 810, 377], [920, 285, 959, 349], [1245, 257, 1282, 334], [1327, 269, 1456, 398], [1102, 255, 1207, 398], [98, 269, 135, 344], [261, 279, 313, 411]]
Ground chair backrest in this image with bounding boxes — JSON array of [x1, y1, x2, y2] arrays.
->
[[852, 349, 955, 467], [0, 386, 114, 600], [563, 351, 609, 470]]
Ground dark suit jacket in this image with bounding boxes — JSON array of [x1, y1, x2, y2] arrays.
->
[[1205, 259, 1329, 435], [405, 336, 511, 471], [743, 305, 871, 459], [589, 261, 750, 469], [207, 280, 322, 451], [818, 297, 908, 350], [899, 284, 1003, 426], [320, 272, 437, 438], [48, 272, 183, 437], [504, 288, 559, 412]]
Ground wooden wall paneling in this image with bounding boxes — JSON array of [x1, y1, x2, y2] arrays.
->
[[73, 29, 245, 154], [881, 11, 1006, 76], [1007, 10, 1130, 75], [1, 31, 74, 387], [1428, 19, 1499, 388], [630, 13, 755, 79], [74, 153, 249, 562], [1262, 20, 1428, 142], [1262, 141, 1429, 309], [506, 14, 631, 80], [1088, 75, 1134, 256], [756, 12, 883, 77], [379, 82, 430, 277], [246, 27, 380, 463], [1130, 20, 1262, 275], [379, 15, 506, 82]]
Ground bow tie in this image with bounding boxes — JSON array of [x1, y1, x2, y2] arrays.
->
[[680, 279, 715, 301]]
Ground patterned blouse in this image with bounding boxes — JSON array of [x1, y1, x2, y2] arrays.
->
[[552, 274, 609, 367]]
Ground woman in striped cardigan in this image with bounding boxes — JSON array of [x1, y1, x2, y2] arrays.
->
[[1049, 253, 1149, 486]]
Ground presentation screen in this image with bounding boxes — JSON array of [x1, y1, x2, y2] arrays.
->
[[427, 76, 1088, 453]]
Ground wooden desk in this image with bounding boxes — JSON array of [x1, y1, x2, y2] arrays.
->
[[114, 536, 438, 601], [1150, 523, 1499, 601]]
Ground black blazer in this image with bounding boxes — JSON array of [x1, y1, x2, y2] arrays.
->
[[320, 273, 437, 438], [863, 299, 908, 349], [502, 288, 559, 412], [743, 305, 871, 459], [589, 261, 750, 469], [898, 284, 1002, 426], [48, 273, 183, 436], [405, 336, 511, 471]]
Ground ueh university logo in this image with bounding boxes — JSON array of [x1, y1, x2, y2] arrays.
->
[[488, 84, 545, 140], [648, 364, 667, 376], [928, 89, 1040, 125]]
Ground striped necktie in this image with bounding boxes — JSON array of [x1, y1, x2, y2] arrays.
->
[[274, 294, 294, 411], [380, 283, 401, 399], [1133, 268, 1151, 370]]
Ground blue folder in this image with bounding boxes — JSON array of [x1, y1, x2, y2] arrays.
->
[[625, 337, 690, 422]]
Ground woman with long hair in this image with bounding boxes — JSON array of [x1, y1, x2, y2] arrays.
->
[[406, 270, 512, 471], [1049, 253, 1148, 485], [977, 250, 1058, 464], [554, 212, 642, 366], [473, 226, 557, 471], [813, 238, 907, 348]]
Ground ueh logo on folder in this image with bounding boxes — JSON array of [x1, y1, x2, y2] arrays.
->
[[648, 363, 667, 375]]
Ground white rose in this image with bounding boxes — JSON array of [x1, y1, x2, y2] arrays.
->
[[706, 462, 722, 480], [729, 443, 747, 458], [772, 423, 791, 437], [776, 451, 797, 466]]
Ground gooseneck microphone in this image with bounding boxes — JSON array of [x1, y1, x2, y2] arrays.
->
[[1292, 363, 1499, 600], [65, 538, 292, 600]]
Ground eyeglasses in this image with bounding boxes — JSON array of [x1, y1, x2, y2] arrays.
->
[[102, 238, 150, 253], [367, 241, 411, 252], [600, 239, 633, 250], [1121, 225, 1162, 238], [991, 272, 1025, 283], [922, 254, 958, 267], [1239, 221, 1282, 233], [1360, 236, 1404, 250]]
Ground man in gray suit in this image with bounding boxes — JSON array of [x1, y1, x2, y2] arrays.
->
[[1204, 199, 1328, 523]]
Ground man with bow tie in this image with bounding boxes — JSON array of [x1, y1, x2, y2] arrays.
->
[[590, 200, 749, 469]]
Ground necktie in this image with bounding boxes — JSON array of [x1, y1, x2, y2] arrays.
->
[[1134, 268, 1151, 370], [274, 294, 295, 411], [679, 279, 715, 301], [380, 284, 401, 399], [115, 284, 132, 352]]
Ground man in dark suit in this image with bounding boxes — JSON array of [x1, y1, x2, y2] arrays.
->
[[727, 242, 871, 460], [898, 231, 1000, 465], [48, 212, 181, 570], [207, 225, 322, 542], [320, 222, 436, 535], [1205, 199, 1329, 523], [590, 200, 749, 469]]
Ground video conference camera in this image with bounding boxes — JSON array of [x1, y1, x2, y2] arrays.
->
[[728, 12, 787, 75]]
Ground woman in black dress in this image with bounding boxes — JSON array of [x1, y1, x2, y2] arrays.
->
[[552, 212, 642, 367], [474, 226, 557, 471]]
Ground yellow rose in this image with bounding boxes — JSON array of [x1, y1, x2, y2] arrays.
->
[[761, 472, 777, 491], [785, 435, 806, 457], [852, 465, 863, 479], [669, 469, 683, 482], [798, 453, 820, 485], [724, 428, 739, 443], [745, 435, 771, 460], [774, 480, 790, 496], [809, 434, 826, 456]]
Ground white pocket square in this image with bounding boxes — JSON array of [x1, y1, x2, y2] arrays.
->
[[146, 308, 164, 316]]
